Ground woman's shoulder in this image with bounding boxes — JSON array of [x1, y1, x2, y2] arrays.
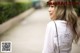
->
[[47, 20, 67, 29], [54, 20, 67, 24], [47, 21, 54, 27], [47, 20, 67, 25]]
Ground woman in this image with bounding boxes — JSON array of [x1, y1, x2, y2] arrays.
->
[[42, 0, 80, 53]]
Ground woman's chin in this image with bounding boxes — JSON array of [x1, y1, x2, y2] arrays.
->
[[50, 15, 53, 18], [50, 17, 54, 20], [50, 16, 54, 19], [50, 16, 56, 20]]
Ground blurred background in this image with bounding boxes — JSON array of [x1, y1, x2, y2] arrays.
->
[[0, 0, 47, 24], [0, 0, 80, 53]]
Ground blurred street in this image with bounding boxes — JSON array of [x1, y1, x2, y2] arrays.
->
[[0, 8, 80, 53]]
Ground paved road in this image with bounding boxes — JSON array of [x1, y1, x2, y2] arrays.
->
[[0, 8, 80, 53]]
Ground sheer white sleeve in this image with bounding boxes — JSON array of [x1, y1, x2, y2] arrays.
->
[[42, 22, 55, 53]]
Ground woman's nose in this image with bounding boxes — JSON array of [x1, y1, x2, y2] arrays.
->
[[48, 7, 51, 12]]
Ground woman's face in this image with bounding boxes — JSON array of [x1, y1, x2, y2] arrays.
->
[[48, 1, 56, 20]]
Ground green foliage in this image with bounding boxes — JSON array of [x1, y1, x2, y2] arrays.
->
[[0, 2, 32, 24]]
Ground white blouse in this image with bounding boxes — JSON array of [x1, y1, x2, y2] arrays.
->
[[42, 20, 73, 53]]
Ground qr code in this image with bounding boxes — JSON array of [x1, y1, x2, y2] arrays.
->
[[1, 41, 12, 52]]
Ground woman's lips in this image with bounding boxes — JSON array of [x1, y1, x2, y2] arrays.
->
[[50, 13, 52, 15]]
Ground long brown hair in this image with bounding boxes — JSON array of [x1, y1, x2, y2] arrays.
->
[[47, 0, 80, 43]]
